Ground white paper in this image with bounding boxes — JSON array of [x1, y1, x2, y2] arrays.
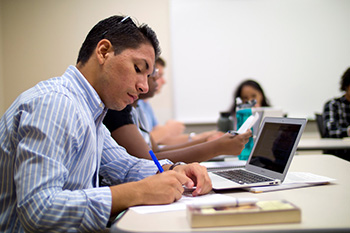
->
[[129, 193, 237, 214], [283, 172, 336, 184], [246, 172, 335, 193]]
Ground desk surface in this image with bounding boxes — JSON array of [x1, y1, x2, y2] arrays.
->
[[298, 138, 350, 150], [111, 155, 350, 233]]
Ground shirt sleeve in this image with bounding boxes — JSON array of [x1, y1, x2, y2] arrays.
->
[[99, 127, 172, 185], [103, 105, 134, 132], [14, 93, 112, 232], [323, 99, 348, 138]]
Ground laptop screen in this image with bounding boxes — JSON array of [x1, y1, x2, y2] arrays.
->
[[248, 122, 301, 174]]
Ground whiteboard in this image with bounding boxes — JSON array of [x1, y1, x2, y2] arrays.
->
[[170, 0, 350, 123]]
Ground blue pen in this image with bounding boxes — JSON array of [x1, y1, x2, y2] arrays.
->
[[149, 150, 164, 173]]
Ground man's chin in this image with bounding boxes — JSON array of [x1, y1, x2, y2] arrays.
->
[[107, 103, 127, 111]]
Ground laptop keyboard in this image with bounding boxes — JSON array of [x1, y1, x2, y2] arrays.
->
[[213, 169, 274, 184], [206, 165, 245, 173]]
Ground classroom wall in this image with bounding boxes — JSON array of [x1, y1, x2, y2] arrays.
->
[[0, 1, 4, 114], [1, 0, 349, 127], [170, 0, 350, 123], [0, 0, 174, 124]]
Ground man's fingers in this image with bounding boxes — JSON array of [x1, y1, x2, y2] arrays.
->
[[174, 171, 194, 188], [180, 164, 212, 196]]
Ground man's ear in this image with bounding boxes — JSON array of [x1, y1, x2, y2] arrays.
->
[[96, 39, 113, 64]]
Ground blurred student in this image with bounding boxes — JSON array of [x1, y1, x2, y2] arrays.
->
[[323, 67, 350, 160], [103, 72, 252, 163], [229, 79, 271, 115], [141, 57, 219, 145]]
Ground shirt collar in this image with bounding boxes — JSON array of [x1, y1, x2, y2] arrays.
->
[[340, 95, 350, 104], [65, 65, 106, 121]]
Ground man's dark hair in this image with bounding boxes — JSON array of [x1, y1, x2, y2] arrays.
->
[[77, 15, 161, 65], [340, 67, 350, 92], [156, 57, 166, 67]]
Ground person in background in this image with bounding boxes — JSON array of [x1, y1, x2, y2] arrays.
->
[[154, 57, 167, 94], [227, 79, 272, 160], [0, 15, 212, 232], [323, 67, 350, 161], [103, 70, 252, 163], [140, 57, 220, 145], [229, 79, 271, 116]]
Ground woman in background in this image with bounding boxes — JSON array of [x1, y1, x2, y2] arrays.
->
[[227, 79, 271, 160], [229, 79, 270, 115]]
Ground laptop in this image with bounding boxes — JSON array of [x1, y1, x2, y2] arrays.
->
[[209, 117, 307, 190], [251, 107, 284, 138], [200, 160, 246, 173]]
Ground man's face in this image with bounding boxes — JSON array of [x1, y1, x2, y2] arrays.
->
[[97, 43, 155, 110]]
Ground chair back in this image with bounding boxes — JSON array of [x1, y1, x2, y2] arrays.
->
[[315, 113, 326, 138]]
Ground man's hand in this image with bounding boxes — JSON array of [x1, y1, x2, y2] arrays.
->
[[109, 163, 212, 215], [136, 170, 194, 204], [171, 163, 212, 197]]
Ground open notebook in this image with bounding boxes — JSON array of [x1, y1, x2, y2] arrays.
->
[[209, 117, 307, 190]]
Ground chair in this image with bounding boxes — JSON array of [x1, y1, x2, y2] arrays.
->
[[315, 113, 326, 138]]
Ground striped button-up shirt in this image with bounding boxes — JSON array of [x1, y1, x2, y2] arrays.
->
[[0, 66, 170, 232]]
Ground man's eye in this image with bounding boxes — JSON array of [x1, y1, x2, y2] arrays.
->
[[134, 65, 141, 73]]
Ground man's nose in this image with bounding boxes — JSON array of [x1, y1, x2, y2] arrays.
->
[[138, 76, 149, 94]]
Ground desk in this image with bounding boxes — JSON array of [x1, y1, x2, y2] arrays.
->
[[110, 155, 350, 233], [298, 138, 350, 151]]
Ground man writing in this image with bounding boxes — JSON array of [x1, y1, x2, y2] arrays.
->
[[0, 15, 211, 232]]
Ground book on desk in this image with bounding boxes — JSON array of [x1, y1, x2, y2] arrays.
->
[[187, 199, 301, 228]]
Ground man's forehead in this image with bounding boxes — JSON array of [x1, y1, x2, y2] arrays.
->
[[130, 45, 155, 67]]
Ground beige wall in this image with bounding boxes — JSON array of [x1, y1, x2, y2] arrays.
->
[[0, 0, 173, 124], [0, 0, 4, 114]]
